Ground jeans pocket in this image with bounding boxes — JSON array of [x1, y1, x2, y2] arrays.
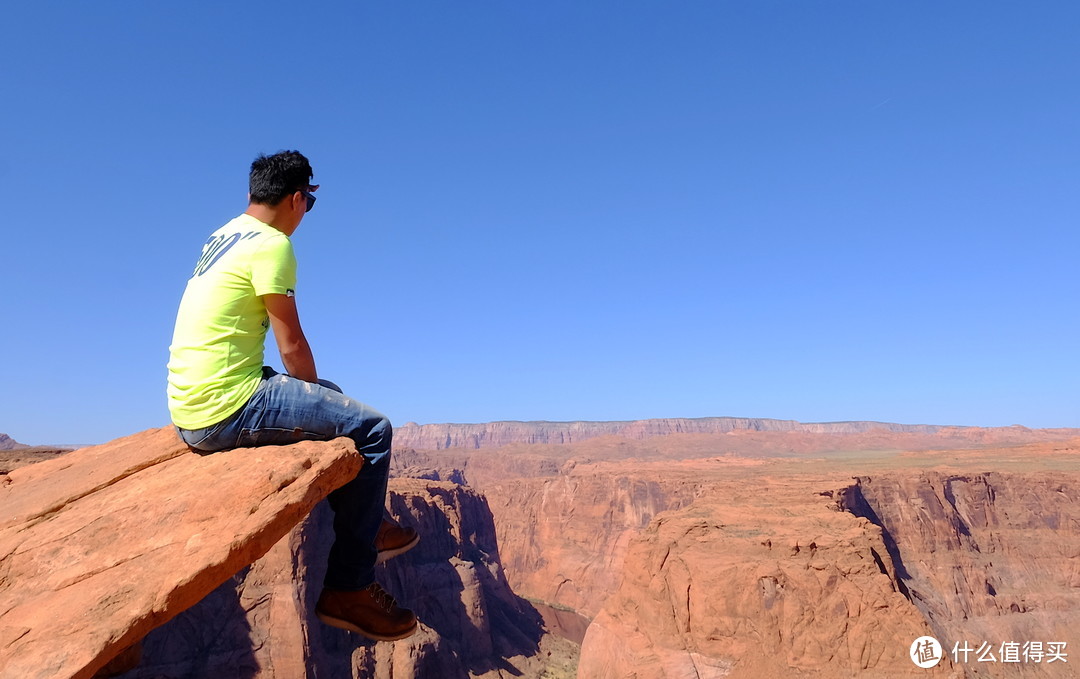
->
[[236, 427, 325, 448], [179, 420, 230, 452]]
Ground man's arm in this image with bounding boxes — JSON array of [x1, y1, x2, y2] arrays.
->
[[265, 293, 318, 383]]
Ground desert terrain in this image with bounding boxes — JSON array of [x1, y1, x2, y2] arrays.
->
[[3, 420, 1078, 678]]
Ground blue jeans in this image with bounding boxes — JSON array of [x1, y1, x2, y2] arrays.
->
[[177, 367, 391, 591]]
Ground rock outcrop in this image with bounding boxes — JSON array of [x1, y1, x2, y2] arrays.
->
[[577, 470, 953, 678], [0, 426, 360, 679]]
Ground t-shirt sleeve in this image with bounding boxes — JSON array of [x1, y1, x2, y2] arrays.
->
[[250, 235, 297, 297]]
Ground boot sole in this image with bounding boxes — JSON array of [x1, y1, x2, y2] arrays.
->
[[316, 609, 419, 641], [376, 532, 420, 564]]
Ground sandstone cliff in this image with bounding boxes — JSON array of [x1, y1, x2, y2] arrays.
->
[[576, 469, 955, 678], [840, 472, 1080, 678], [482, 464, 706, 619], [0, 427, 360, 679]]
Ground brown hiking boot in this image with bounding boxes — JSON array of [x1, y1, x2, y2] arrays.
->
[[376, 517, 419, 564], [316, 583, 418, 641]]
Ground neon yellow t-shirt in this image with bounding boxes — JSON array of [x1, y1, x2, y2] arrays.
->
[[167, 214, 297, 429]]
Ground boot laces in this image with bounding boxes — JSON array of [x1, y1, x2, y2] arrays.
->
[[366, 582, 397, 612]]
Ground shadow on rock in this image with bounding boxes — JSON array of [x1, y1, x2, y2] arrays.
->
[[114, 571, 258, 679]]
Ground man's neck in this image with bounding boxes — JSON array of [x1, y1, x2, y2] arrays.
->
[[245, 204, 295, 236]]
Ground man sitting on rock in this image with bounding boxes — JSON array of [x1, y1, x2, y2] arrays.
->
[[166, 150, 418, 641]]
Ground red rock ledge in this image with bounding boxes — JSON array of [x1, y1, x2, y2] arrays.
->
[[0, 426, 360, 679]]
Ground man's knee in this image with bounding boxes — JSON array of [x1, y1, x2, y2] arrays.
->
[[374, 413, 393, 446], [349, 410, 392, 453]]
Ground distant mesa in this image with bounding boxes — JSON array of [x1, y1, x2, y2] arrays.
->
[[392, 416, 1072, 451]]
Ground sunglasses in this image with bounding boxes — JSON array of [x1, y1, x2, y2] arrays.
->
[[301, 190, 316, 213]]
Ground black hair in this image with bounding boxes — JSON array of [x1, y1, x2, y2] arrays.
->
[[248, 150, 313, 205]]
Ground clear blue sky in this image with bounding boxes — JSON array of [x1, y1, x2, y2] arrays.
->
[[3, 2, 1078, 444]]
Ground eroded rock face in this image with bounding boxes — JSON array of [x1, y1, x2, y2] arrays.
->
[[842, 473, 1080, 674], [118, 479, 554, 679], [0, 426, 360, 679], [577, 473, 953, 678]]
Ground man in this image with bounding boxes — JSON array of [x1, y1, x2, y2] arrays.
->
[[167, 150, 418, 641]]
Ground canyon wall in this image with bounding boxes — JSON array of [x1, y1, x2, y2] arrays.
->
[[481, 464, 709, 618], [841, 472, 1080, 677]]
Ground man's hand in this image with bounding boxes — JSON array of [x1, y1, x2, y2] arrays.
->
[[265, 293, 318, 383]]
